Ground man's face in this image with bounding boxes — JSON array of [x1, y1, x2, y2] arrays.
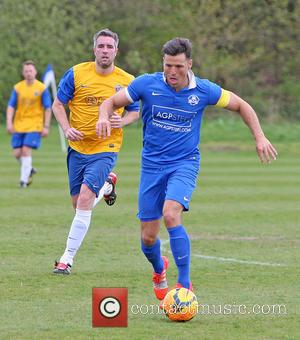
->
[[22, 64, 37, 82], [94, 35, 118, 69], [163, 53, 192, 91]]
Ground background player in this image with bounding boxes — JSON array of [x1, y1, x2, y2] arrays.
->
[[6, 60, 52, 187], [97, 37, 278, 299], [52, 29, 139, 274]]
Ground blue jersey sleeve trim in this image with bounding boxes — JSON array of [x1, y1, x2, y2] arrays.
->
[[127, 84, 139, 102], [125, 101, 140, 112], [127, 74, 147, 102], [8, 89, 17, 108], [41, 88, 52, 109], [57, 68, 75, 104]]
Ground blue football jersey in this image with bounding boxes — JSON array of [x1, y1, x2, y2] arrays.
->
[[126, 71, 227, 165]]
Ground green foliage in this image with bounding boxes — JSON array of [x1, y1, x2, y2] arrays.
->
[[0, 0, 299, 120]]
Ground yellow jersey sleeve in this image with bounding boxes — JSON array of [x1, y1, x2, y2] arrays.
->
[[215, 89, 231, 108]]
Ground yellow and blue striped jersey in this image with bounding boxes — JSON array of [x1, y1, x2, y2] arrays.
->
[[57, 62, 139, 154], [8, 80, 51, 132]]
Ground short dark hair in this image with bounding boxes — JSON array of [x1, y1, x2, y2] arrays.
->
[[162, 38, 192, 59], [93, 28, 119, 48], [22, 60, 35, 68]]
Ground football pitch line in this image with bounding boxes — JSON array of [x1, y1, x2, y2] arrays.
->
[[160, 239, 284, 267]]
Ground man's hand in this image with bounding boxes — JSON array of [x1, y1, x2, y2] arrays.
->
[[41, 127, 50, 137], [96, 117, 111, 139], [256, 136, 278, 163], [6, 124, 14, 134], [64, 127, 84, 141], [110, 112, 123, 128]]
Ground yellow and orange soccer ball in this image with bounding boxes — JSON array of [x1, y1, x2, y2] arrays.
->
[[162, 287, 198, 322]]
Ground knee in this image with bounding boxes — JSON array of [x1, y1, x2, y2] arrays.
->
[[141, 232, 156, 246], [163, 208, 178, 227], [21, 146, 31, 157], [163, 201, 183, 227], [141, 220, 160, 246], [13, 149, 21, 159], [76, 186, 95, 210], [77, 192, 91, 209]]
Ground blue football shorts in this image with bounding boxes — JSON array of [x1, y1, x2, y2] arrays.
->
[[67, 148, 118, 197], [138, 159, 200, 221], [11, 132, 41, 149]]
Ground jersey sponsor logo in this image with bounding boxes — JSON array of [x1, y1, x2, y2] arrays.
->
[[21, 98, 35, 106], [152, 105, 195, 132], [80, 84, 89, 88], [85, 96, 106, 105], [188, 95, 200, 106], [152, 91, 163, 96]]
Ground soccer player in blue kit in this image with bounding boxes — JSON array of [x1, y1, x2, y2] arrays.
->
[[97, 38, 278, 300]]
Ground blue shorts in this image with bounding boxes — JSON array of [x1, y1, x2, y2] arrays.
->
[[67, 148, 118, 197], [138, 159, 200, 221], [11, 132, 41, 149]]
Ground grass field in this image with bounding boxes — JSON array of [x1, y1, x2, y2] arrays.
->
[[0, 117, 299, 339]]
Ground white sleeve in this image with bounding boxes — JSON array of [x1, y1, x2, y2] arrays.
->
[[125, 88, 134, 103]]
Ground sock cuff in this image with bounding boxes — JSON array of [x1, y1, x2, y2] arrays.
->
[[141, 238, 161, 251], [167, 225, 185, 237], [75, 209, 92, 218], [21, 156, 32, 165]]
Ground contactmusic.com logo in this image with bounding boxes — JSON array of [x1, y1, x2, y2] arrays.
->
[[92, 288, 128, 327]]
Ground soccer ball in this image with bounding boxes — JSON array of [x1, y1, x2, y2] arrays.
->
[[162, 287, 198, 322]]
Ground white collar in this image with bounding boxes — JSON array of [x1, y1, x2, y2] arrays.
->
[[187, 70, 197, 89], [163, 70, 196, 89]]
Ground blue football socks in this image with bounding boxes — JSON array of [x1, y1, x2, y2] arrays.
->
[[141, 239, 164, 274], [168, 225, 190, 288]]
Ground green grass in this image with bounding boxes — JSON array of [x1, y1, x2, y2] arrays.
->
[[0, 118, 299, 339]]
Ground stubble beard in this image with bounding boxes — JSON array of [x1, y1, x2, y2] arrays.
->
[[96, 58, 112, 69]]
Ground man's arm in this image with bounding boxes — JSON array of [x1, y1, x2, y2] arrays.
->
[[41, 108, 52, 137], [6, 106, 15, 134], [110, 110, 140, 128], [52, 97, 84, 141], [225, 92, 278, 163], [97, 89, 132, 138]]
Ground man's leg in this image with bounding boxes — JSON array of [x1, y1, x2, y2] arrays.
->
[[141, 220, 163, 273], [54, 184, 94, 274], [54, 150, 117, 274], [13, 148, 22, 162], [11, 133, 22, 182], [93, 172, 117, 207], [163, 200, 191, 289], [13, 148, 22, 178], [163, 161, 199, 290], [19, 146, 32, 186], [19, 132, 41, 187], [141, 220, 169, 300], [138, 165, 170, 299]]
